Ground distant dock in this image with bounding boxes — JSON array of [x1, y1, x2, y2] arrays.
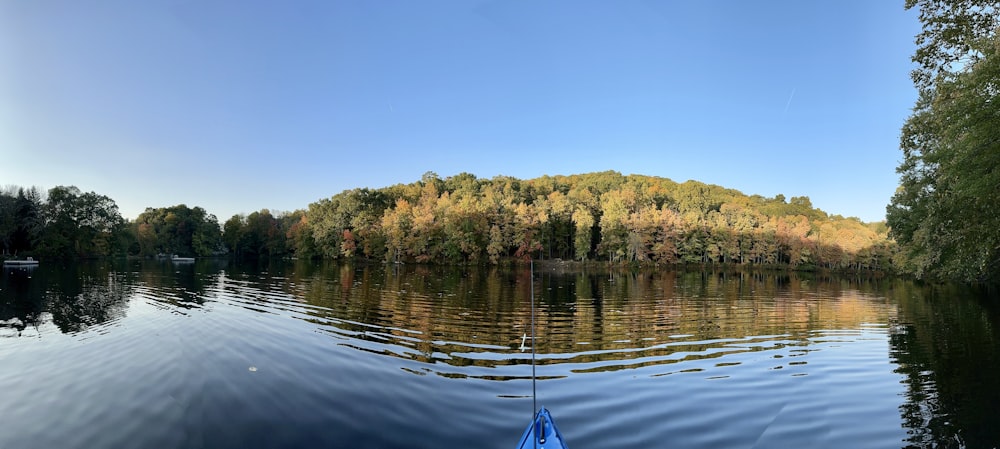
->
[[3, 258, 39, 267]]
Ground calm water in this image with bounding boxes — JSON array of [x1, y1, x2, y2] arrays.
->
[[2, 260, 999, 449]]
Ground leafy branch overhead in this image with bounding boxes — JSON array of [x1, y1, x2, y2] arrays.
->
[[906, 0, 999, 89]]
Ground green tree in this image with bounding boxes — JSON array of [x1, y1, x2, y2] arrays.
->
[[223, 214, 244, 257], [905, 0, 999, 90], [38, 186, 123, 258], [11, 188, 44, 255], [222, 209, 294, 260], [134, 205, 221, 257], [537, 191, 574, 259], [0, 190, 16, 254], [888, 0, 1000, 282]]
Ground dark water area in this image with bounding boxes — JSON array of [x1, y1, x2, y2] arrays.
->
[[2, 260, 999, 449]]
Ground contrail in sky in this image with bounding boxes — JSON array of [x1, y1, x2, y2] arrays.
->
[[782, 88, 796, 117]]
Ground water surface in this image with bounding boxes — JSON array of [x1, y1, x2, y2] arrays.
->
[[2, 261, 998, 448]]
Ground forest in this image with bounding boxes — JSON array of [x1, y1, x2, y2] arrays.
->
[[0, 171, 894, 273], [296, 171, 892, 271]]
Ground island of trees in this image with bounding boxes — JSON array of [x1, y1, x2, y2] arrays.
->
[[1, 171, 893, 273]]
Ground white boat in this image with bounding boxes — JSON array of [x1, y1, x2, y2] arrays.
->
[[3, 257, 39, 267], [170, 255, 195, 263]]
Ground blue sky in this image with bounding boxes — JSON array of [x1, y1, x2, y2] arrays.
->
[[1, 0, 919, 222]]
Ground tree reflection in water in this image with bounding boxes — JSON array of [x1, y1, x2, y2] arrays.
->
[[4, 260, 1000, 447], [889, 281, 1000, 449]]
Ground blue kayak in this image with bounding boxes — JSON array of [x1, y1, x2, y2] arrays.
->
[[515, 407, 569, 449]]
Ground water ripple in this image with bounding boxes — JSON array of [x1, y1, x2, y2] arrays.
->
[[8, 263, 981, 448]]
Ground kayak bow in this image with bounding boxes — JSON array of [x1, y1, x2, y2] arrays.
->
[[516, 261, 569, 448], [515, 407, 569, 449]]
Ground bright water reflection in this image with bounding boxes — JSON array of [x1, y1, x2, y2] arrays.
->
[[1, 261, 999, 448]]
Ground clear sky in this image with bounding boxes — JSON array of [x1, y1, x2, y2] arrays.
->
[[1, 0, 920, 223]]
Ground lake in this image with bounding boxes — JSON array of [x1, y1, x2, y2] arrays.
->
[[2, 260, 998, 448]]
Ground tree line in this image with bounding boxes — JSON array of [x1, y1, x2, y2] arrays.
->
[[2, 173, 894, 272], [0, 185, 128, 259], [0, 185, 224, 259], [295, 171, 892, 271]]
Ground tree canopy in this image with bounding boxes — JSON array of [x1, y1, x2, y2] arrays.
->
[[888, 0, 1000, 282], [133, 205, 223, 257], [298, 171, 891, 271], [0, 186, 126, 259]]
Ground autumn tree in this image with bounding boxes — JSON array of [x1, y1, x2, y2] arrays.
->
[[382, 199, 413, 263], [295, 171, 892, 271], [571, 206, 594, 261]]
